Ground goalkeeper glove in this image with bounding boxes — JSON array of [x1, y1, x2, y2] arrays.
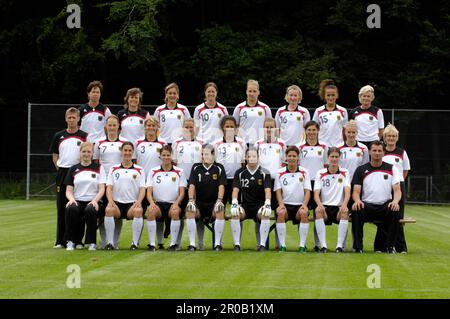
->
[[214, 199, 225, 213], [258, 199, 272, 217], [230, 199, 240, 217]]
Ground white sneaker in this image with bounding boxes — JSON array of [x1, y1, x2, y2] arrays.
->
[[66, 241, 75, 251], [88, 244, 96, 251], [75, 244, 84, 250], [53, 244, 64, 249]]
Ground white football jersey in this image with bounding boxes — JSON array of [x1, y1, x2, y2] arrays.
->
[[337, 142, 369, 180], [350, 106, 384, 142], [254, 138, 286, 179], [274, 166, 312, 205], [193, 102, 228, 144], [93, 137, 128, 174], [117, 109, 150, 144], [383, 147, 410, 182], [274, 105, 310, 146], [232, 101, 272, 145], [213, 136, 247, 179], [107, 164, 146, 204], [312, 104, 348, 147], [65, 163, 107, 202], [296, 141, 328, 180], [79, 103, 112, 143], [314, 167, 351, 206], [153, 104, 192, 143], [134, 137, 167, 173], [172, 137, 203, 178], [147, 165, 187, 203]]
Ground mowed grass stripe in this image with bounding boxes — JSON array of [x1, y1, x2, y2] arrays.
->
[[0, 200, 449, 299]]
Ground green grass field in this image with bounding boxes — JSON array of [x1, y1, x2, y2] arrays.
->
[[0, 200, 449, 299]]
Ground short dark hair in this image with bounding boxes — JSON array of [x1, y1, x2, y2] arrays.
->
[[120, 141, 134, 151], [220, 115, 237, 131], [87, 80, 103, 95], [369, 140, 384, 150], [327, 147, 340, 156], [159, 144, 172, 155], [304, 120, 320, 130], [285, 145, 299, 156]]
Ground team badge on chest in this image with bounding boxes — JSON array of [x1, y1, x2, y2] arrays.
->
[[212, 174, 218, 180], [77, 141, 81, 146], [395, 158, 399, 162], [383, 174, 388, 180], [356, 152, 362, 157], [337, 115, 341, 121], [172, 176, 176, 182], [140, 119, 143, 124], [133, 174, 138, 180], [317, 150, 322, 156], [299, 177, 304, 183], [258, 179, 263, 185], [177, 114, 182, 120], [91, 173, 96, 179], [369, 116, 374, 121], [98, 116, 103, 121], [338, 177, 343, 183], [258, 111, 263, 116], [297, 116, 301, 121]]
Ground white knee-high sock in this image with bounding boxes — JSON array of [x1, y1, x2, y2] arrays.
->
[[276, 223, 286, 247], [315, 218, 327, 248], [147, 220, 156, 246], [132, 217, 143, 246], [170, 220, 181, 246], [214, 219, 225, 247], [299, 222, 309, 247], [104, 216, 115, 245], [231, 219, 241, 245], [337, 219, 349, 248], [186, 218, 197, 247], [197, 220, 205, 248], [259, 219, 270, 247], [113, 219, 123, 248], [156, 221, 164, 245]]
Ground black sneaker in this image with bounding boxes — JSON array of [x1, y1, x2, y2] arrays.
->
[[105, 243, 115, 250], [353, 248, 363, 253], [314, 246, 320, 252], [130, 244, 138, 251], [158, 244, 164, 250], [147, 244, 156, 252], [388, 247, 397, 254], [320, 247, 328, 253], [336, 247, 344, 253], [188, 245, 196, 251], [233, 244, 241, 252], [168, 244, 177, 251], [214, 245, 223, 251], [257, 245, 267, 252]]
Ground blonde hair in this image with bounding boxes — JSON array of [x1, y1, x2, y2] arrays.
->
[[343, 120, 358, 142], [383, 123, 399, 140], [285, 85, 303, 103], [79, 142, 94, 161], [247, 79, 260, 90], [123, 88, 143, 109], [263, 117, 276, 126], [65, 107, 80, 118], [144, 116, 160, 127], [104, 115, 120, 135], [358, 85, 375, 103], [164, 82, 180, 103], [183, 118, 195, 126]]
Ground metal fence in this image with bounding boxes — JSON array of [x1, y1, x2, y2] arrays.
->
[[25, 103, 450, 203]]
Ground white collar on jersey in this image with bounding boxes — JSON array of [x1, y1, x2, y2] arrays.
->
[[246, 165, 260, 175], [202, 163, 213, 171]]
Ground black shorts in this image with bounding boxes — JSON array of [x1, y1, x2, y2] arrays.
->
[[197, 202, 216, 223], [307, 181, 317, 211], [115, 201, 134, 220], [156, 202, 172, 222], [241, 203, 263, 222], [285, 204, 301, 224], [323, 206, 340, 225]]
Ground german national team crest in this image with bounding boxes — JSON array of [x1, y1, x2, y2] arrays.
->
[[258, 179, 263, 185], [177, 114, 182, 120], [258, 111, 263, 116], [132, 174, 138, 180], [91, 173, 96, 179], [212, 174, 218, 180], [369, 116, 374, 121], [195, 146, 200, 151], [235, 147, 239, 152], [98, 116, 103, 121], [156, 147, 161, 153], [276, 149, 280, 154], [297, 116, 301, 121], [299, 177, 304, 183], [172, 176, 176, 182], [317, 150, 322, 156], [77, 141, 81, 146], [217, 113, 222, 118], [395, 158, 399, 162], [140, 120, 143, 124], [337, 115, 341, 121], [338, 177, 343, 183], [383, 174, 388, 180], [356, 152, 362, 157]]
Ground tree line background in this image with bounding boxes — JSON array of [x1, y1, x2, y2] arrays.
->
[[0, 0, 449, 176]]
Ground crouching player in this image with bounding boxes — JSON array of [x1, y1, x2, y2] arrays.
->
[[104, 142, 147, 250], [146, 145, 187, 251], [314, 147, 351, 253], [186, 145, 227, 251], [274, 146, 311, 252], [230, 147, 272, 251]]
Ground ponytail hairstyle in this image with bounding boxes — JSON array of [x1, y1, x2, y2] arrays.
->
[[319, 79, 338, 101]]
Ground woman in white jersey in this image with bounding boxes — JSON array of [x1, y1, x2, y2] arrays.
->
[[93, 115, 128, 249], [377, 124, 410, 253], [312, 79, 348, 147], [64, 142, 106, 251], [233, 79, 272, 146], [314, 147, 351, 253], [275, 84, 310, 146], [146, 145, 187, 251], [349, 85, 384, 149], [193, 82, 229, 144], [337, 120, 369, 180], [104, 142, 147, 250], [296, 120, 328, 252], [154, 83, 192, 144], [274, 146, 311, 253], [117, 88, 150, 143]]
